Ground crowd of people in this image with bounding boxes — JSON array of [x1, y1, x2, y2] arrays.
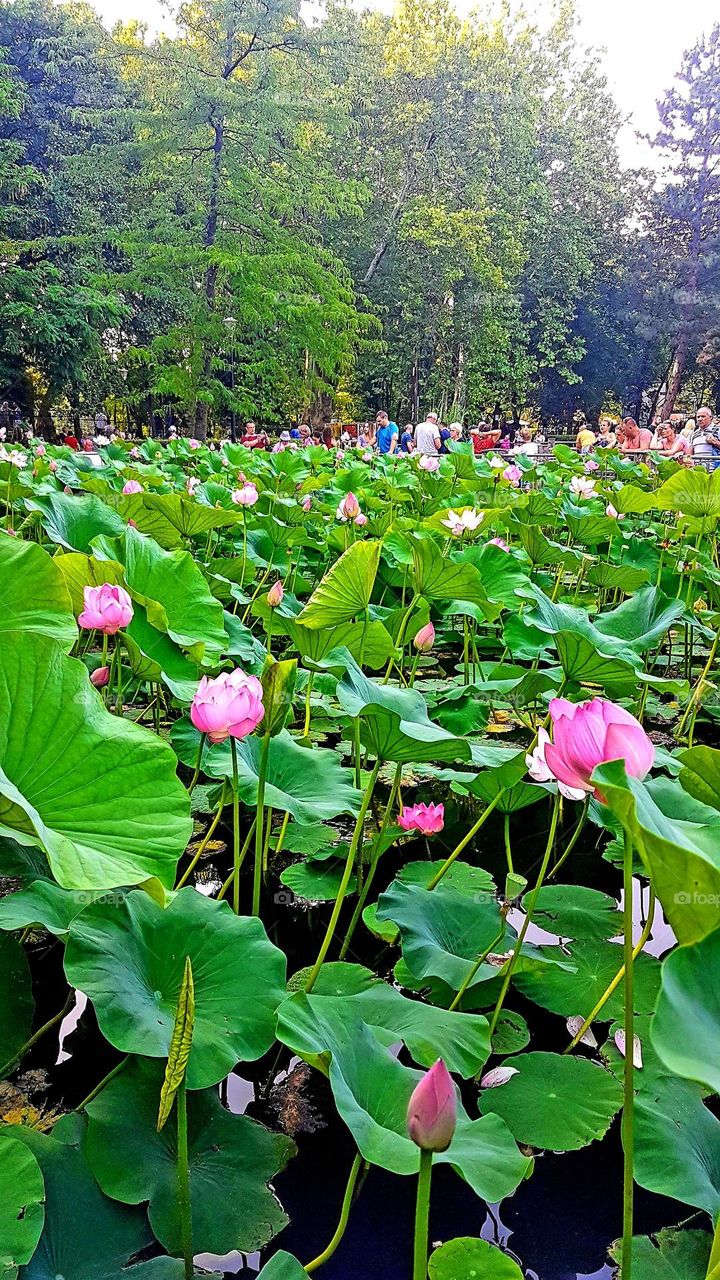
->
[[574, 410, 720, 467]]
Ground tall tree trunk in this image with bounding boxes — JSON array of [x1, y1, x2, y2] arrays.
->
[[659, 158, 708, 419], [195, 116, 225, 440], [363, 131, 436, 285]]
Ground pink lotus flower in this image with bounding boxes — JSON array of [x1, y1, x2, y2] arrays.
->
[[267, 580, 284, 607], [543, 698, 655, 801], [570, 475, 596, 499], [418, 455, 440, 473], [606, 503, 624, 519], [188, 438, 201, 450], [48, 459, 58, 473], [488, 537, 510, 552], [413, 622, 435, 652], [90, 665, 110, 688], [190, 669, 264, 744], [35, 443, 46, 457], [122, 480, 143, 494], [301, 496, 312, 512], [336, 492, 361, 522], [363, 451, 374, 463], [407, 1059, 457, 1152], [503, 464, 522, 486], [354, 511, 368, 527], [78, 584, 134, 634], [186, 477, 200, 495], [584, 458, 600, 473], [526, 728, 586, 801], [398, 802, 444, 834], [440, 508, 483, 537], [130, 447, 140, 460], [232, 482, 258, 507]]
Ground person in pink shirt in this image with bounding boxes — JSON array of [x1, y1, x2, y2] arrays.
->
[[618, 417, 653, 452], [650, 422, 692, 460]]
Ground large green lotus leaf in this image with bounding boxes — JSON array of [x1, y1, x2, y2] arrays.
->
[[279, 1009, 531, 1197], [64, 888, 286, 1088], [277, 977, 491, 1078], [566, 514, 619, 544], [0, 538, 76, 651], [172, 722, 360, 823], [25, 492, 126, 552], [523, 590, 642, 683], [52, 550, 125, 614], [0, 1129, 45, 1277], [280, 857, 352, 902], [531, 884, 621, 941], [678, 745, 720, 812], [256, 1254, 308, 1280], [428, 1238, 522, 1280], [0, 879, 116, 938], [459, 543, 532, 608], [296, 540, 381, 628], [610, 1228, 711, 1279], [411, 538, 500, 621], [375, 881, 505, 991], [123, 603, 200, 700], [515, 938, 660, 1021], [652, 927, 720, 1093], [0, 634, 191, 891], [556, 633, 639, 687], [0, 929, 33, 1074], [86, 1058, 294, 1257], [94, 492, 184, 549], [478, 1051, 622, 1151], [285, 617, 395, 670], [634, 1075, 720, 1216], [593, 586, 685, 652], [655, 466, 720, 520], [119, 492, 242, 538], [363, 857, 496, 944], [586, 562, 649, 592], [594, 762, 720, 944], [610, 484, 657, 516], [93, 526, 227, 664], [335, 653, 473, 763], [11, 1123, 153, 1280]]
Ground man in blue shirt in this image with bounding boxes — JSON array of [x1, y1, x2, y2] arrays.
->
[[375, 410, 398, 455]]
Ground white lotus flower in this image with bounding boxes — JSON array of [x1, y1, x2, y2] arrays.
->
[[569, 475, 596, 499], [441, 507, 484, 536]]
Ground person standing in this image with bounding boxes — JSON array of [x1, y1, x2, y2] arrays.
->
[[398, 422, 415, 454], [691, 406, 720, 468], [375, 410, 399, 455], [414, 412, 442, 456]]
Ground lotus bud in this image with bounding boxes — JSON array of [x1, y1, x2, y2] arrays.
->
[[407, 1059, 457, 1152], [122, 479, 143, 494], [413, 622, 435, 653], [91, 665, 111, 688], [267, 580, 284, 608]]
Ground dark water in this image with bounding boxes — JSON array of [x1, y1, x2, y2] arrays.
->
[[24, 795, 688, 1279]]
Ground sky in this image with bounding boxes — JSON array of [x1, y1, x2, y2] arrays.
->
[[91, 0, 718, 169]]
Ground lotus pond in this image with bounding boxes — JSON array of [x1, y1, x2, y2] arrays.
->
[[1, 437, 719, 1280]]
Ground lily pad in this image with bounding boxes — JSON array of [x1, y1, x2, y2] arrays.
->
[[86, 1058, 294, 1257], [515, 938, 660, 1021], [610, 1228, 712, 1279], [531, 884, 621, 940], [376, 880, 505, 991], [65, 888, 286, 1088], [478, 1051, 622, 1151], [428, 1238, 523, 1279]]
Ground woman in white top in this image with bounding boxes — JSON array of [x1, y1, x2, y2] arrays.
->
[[512, 427, 538, 457]]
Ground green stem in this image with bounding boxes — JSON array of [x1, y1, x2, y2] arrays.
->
[[488, 792, 560, 1038], [352, 719, 362, 790], [449, 927, 505, 1012], [253, 730, 271, 916], [503, 812, 513, 875], [0, 989, 75, 1078], [217, 818, 256, 902], [705, 1216, 720, 1280], [564, 886, 655, 1054], [176, 783, 226, 889], [547, 796, 589, 880], [306, 761, 381, 992], [304, 1152, 363, 1273], [114, 635, 123, 715], [274, 809, 291, 857], [303, 672, 315, 737], [339, 762, 402, 960], [426, 790, 505, 891], [383, 594, 418, 683], [76, 1056, 128, 1111], [187, 733, 206, 796], [621, 830, 635, 1280], [176, 1079, 194, 1280], [412, 1149, 433, 1280], [231, 738, 241, 913]]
